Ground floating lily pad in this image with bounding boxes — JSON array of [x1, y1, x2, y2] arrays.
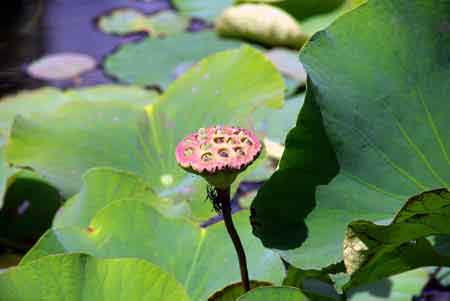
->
[[0, 254, 189, 300], [172, 0, 233, 22], [98, 9, 190, 37], [26, 53, 96, 81], [104, 31, 244, 89]]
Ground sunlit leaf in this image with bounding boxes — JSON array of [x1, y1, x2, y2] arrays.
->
[[252, 0, 450, 271], [0, 254, 189, 300], [23, 200, 284, 300]]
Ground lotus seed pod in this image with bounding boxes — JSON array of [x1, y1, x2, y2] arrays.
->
[[343, 227, 370, 274], [176, 126, 262, 189], [215, 4, 308, 49]]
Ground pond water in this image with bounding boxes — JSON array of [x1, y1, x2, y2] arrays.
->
[[0, 0, 170, 96]]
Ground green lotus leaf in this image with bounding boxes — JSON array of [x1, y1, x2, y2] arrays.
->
[[252, 0, 450, 271], [298, 0, 360, 36], [0, 253, 188, 300], [342, 189, 450, 290], [98, 9, 189, 37], [53, 167, 190, 228], [0, 84, 157, 205], [216, 4, 308, 49], [22, 200, 284, 300], [208, 281, 272, 301], [6, 46, 284, 221], [172, 0, 233, 22], [238, 286, 309, 301], [347, 268, 431, 301], [273, 0, 345, 21], [104, 31, 244, 89]]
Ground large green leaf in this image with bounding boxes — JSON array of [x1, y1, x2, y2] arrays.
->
[[238, 286, 309, 301], [6, 100, 146, 197], [252, 0, 450, 270], [342, 189, 450, 290], [0, 85, 157, 202], [299, 0, 362, 36], [0, 253, 188, 300], [0, 85, 156, 138], [104, 31, 244, 89], [22, 200, 284, 300], [53, 167, 189, 228], [0, 88, 67, 138], [346, 268, 429, 301], [139, 45, 283, 186], [6, 46, 284, 222]]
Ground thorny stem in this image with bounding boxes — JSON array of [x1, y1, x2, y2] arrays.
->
[[217, 187, 251, 292]]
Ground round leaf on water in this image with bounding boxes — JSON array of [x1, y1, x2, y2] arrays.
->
[[98, 9, 189, 37], [104, 31, 244, 89], [172, 0, 233, 22], [0, 254, 188, 301], [27, 53, 96, 81], [252, 0, 450, 270]]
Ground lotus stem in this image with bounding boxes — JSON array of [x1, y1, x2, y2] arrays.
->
[[218, 187, 250, 292]]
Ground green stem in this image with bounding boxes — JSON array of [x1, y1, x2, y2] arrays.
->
[[217, 187, 251, 292]]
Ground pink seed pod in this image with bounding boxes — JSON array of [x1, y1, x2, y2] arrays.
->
[[176, 126, 262, 188]]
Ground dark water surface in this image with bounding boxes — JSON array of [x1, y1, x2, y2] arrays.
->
[[0, 0, 170, 96]]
